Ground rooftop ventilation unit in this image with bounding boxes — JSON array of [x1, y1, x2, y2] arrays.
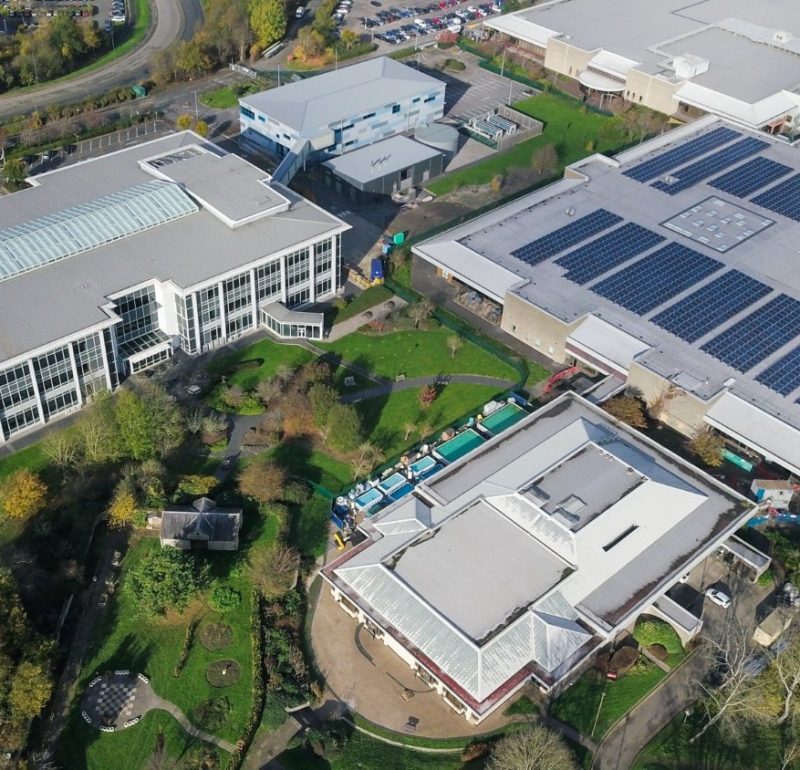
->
[[566, 206, 577, 217], [673, 54, 710, 79], [774, 30, 792, 44]]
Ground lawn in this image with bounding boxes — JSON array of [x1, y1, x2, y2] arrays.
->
[[550, 659, 667, 739], [278, 731, 468, 770], [327, 285, 395, 326], [319, 329, 520, 382], [264, 441, 354, 494], [427, 92, 630, 196], [633, 710, 791, 769], [358, 383, 502, 460], [59, 520, 278, 767], [207, 337, 314, 391], [0, 441, 48, 481], [200, 80, 269, 109]]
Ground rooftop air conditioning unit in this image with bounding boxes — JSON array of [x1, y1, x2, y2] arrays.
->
[[673, 54, 709, 79], [664, 174, 678, 184], [774, 30, 792, 44], [566, 206, 576, 217]]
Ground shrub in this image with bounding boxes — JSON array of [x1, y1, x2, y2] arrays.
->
[[758, 567, 775, 587], [200, 622, 234, 651], [209, 585, 242, 613], [648, 644, 668, 661], [609, 646, 639, 676], [206, 659, 241, 687], [191, 695, 232, 730], [418, 384, 438, 409], [632, 617, 684, 654], [504, 694, 539, 716]]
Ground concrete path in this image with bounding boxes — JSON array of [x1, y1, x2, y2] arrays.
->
[[152, 695, 237, 753], [340, 374, 516, 403], [325, 298, 408, 342], [242, 715, 300, 770], [541, 716, 598, 754], [592, 653, 703, 770]]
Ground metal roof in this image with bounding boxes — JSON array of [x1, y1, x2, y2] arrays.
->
[[0, 180, 198, 282], [322, 136, 441, 185], [240, 57, 444, 136]]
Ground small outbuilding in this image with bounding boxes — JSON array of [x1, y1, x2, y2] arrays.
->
[[160, 497, 243, 551]]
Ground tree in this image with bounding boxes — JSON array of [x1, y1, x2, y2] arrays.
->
[[0, 469, 47, 521], [487, 725, 578, 770], [531, 144, 559, 176], [418, 384, 438, 409], [256, 375, 286, 405], [690, 430, 725, 468], [221, 383, 245, 409], [408, 298, 434, 329], [238, 456, 288, 504], [603, 394, 647, 428], [115, 385, 185, 460], [176, 113, 193, 130], [349, 455, 371, 481], [249, 0, 287, 48], [79, 393, 122, 464], [186, 406, 205, 434], [358, 442, 384, 466], [174, 40, 213, 80], [446, 334, 463, 359], [327, 404, 362, 451], [176, 474, 218, 497], [308, 383, 339, 428], [403, 422, 416, 441], [249, 543, 300, 598], [194, 119, 209, 138], [107, 488, 138, 529], [3, 157, 26, 190], [203, 0, 252, 62], [42, 428, 81, 472], [125, 547, 208, 617], [8, 660, 52, 721]]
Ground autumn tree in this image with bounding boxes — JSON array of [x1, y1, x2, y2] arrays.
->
[[176, 113, 194, 131], [418, 384, 438, 409], [203, 0, 252, 62], [174, 40, 213, 80], [2, 157, 26, 190], [79, 393, 122, 464], [107, 487, 139, 529], [249, 0, 287, 50], [248, 543, 300, 598], [176, 474, 219, 498], [488, 725, 578, 770], [408, 298, 435, 329], [308, 383, 339, 428], [690, 430, 725, 468], [531, 144, 559, 176], [256, 374, 286, 405], [194, 120, 209, 138], [42, 428, 81, 472], [238, 456, 288, 504], [446, 334, 463, 359], [221, 383, 245, 409], [0, 469, 47, 521], [603, 394, 647, 429]]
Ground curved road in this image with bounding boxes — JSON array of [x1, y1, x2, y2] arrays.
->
[[0, 0, 203, 121]]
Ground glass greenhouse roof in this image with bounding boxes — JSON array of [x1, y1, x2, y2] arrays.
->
[[0, 180, 199, 282]]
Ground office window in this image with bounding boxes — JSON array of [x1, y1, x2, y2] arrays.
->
[[240, 106, 255, 120], [392, 104, 401, 114]]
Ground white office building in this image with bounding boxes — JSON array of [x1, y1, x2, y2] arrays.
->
[[0, 132, 349, 444]]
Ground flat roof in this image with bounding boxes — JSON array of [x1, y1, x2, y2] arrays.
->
[[487, 0, 800, 107], [322, 135, 441, 185], [0, 133, 349, 364], [328, 394, 749, 706], [413, 117, 800, 473], [391, 500, 568, 641], [240, 57, 443, 137]]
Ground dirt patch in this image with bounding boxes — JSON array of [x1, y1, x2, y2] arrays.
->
[[200, 622, 234, 651], [207, 659, 241, 688]]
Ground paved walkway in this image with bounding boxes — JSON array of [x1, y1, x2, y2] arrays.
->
[[152, 695, 237, 754], [326, 298, 408, 342], [243, 716, 300, 770]]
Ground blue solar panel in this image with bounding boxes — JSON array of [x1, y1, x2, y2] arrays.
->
[[556, 223, 664, 285], [591, 243, 722, 315], [651, 270, 772, 343], [752, 174, 800, 221], [510, 209, 622, 265], [756, 346, 800, 396], [702, 295, 800, 372], [651, 137, 769, 196], [622, 127, 739, 183], [709, 157, 792, 198]]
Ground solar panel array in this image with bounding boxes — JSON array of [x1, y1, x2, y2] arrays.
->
[[510, 209, 622, 266], [555, 223, 664, 285], [622, 126, 739, 183], [709, 156, 792, 198], [752, 174, 800, 221], [756, 346, 800, 396], [651, 270, 772, 343], [590, 243, 722, 315], [651, 137, 769, 196], [701, 295, 800, 372]]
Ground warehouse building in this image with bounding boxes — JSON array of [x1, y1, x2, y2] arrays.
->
[[484, 0, 800, 135], [413, 116, 800, 478], [0, 133, 349, 444], [323, 394, 752, 722], [238, 57, 446, 183]]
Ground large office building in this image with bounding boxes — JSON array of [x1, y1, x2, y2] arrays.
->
[[0, 133, 349, 445], [323, 394, 752, 722], [238, 57, 446, 182], [414, 116, 800, 478], [484, 0, 800, 134]]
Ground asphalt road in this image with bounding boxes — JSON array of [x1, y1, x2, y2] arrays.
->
[[0, 0, 203, 122]]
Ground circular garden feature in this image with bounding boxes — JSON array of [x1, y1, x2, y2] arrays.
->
[[206, 659, 241, 688], [200, 622, 233, 651]]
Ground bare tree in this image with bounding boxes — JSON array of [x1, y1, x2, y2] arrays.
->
[[487, 724, 578, 770], [239, 457, 288, 504], [185, 407, 205, 434], [780, 742, 800, 770], [28, 749, 59, 770], [446, 334, 463, 359], [403, 421, 416, 441], [256, 375, 286, 405], [358, 442, 384, 466], [408, 299, 435, 329], [752, 626, 800, 725], [249, 543, 301, 598], [692, 617, 761, 742], [350, 455, 371, 482], [42, 430, 81, 472]]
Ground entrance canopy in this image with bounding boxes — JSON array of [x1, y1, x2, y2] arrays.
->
[[578, 69, 625, 93], [262, 302, 324, 340]]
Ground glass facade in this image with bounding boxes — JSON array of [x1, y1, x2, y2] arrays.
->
[[286, 247, 310, 289], [74, 331, 108, 400], [175, 295, 197, 354], [197, 285, 223, 351], [256, 260, 282, 302], [0, 363, 40, 438], [116, 285, 159, 345]]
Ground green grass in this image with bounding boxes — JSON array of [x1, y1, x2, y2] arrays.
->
[[278, 731, 467, 770], [207, 337, 314, 391], [266, 442, 354, 494], [329, 286, 394, 326], [632, 617, 685, 655], [633, 710, 791, 769], [58, 708, 219, 770], [320, 329, 519, 382], [427, 92, 629, 196], [59, 522, 279, 765], [200, 85, 244, 109], [551, 660, 667, 739], [357, 383, 501, 460], [0, 442, 47, 481]]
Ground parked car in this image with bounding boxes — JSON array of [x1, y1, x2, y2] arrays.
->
[[295, 5, 305, 17], [705, 587, 732, 609]]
